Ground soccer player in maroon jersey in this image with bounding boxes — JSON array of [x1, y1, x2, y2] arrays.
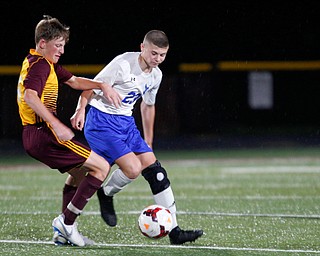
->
[[17, 15, 121, 246]]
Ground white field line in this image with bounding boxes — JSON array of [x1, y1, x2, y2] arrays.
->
[[0, 239, 320, 254], [1, 210, 320, 219], [221, 165, 320, 174], [2, 195, 320, 201]]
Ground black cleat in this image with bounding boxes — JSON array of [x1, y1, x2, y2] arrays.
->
[[97, 188, 117, 227], [169, 226, 204, 245]]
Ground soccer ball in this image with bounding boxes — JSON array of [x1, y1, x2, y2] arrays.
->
[[138, 204, 173, 239]]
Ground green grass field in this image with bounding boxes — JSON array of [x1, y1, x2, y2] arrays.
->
[[1, 147, 320, 255]]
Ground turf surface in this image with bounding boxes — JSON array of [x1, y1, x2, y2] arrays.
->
[[1, 147, 320, 255]]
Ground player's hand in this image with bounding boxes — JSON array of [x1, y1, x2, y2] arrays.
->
[[51, 121, 75, 141], [70, 109, 86, 131], [101, 83, 122, 108]]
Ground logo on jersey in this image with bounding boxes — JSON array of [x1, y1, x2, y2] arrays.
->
[[122, 84, 150, 104]]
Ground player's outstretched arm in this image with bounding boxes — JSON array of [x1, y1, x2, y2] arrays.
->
[[66, 76, 122, 108], [99, 83, 122, 108]]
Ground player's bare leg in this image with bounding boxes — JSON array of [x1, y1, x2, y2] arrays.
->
[[98, 151, 203, 244], [97, 152, 140, 226], [52, 151, 110, 246]]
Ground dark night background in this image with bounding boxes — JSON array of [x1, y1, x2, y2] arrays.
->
[[1, 0, 320, 151], [2, 1, 320, 66]]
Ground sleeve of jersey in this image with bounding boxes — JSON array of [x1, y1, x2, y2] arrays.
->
[[55, 64, 73, 83], [92, 61, 121, 95], [24, 60, 50, 96]]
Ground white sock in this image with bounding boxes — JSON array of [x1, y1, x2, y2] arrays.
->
[[103, 168, 133, 196], [153, 186, 177, 228]]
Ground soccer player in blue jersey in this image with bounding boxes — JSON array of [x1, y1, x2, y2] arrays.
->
[[71, 30, 203, 244]]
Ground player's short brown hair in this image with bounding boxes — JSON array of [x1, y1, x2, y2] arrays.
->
[[35, 15, 70, 44], [144, 30, 169, 48]]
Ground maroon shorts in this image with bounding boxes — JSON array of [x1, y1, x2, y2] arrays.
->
[[22, 123, 91, 173]]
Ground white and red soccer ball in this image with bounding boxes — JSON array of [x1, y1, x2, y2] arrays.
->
[[138, 204, 173, 239]]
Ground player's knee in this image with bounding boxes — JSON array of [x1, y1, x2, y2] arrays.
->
[[120, 160, 142, 179], [141, 160, 170, 194], [88, 168, 108, 181], [123, 166, 141, 179], [99, 165, 111, 180], [98, 169, 109, 180], [86, 151, 110, 180]]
